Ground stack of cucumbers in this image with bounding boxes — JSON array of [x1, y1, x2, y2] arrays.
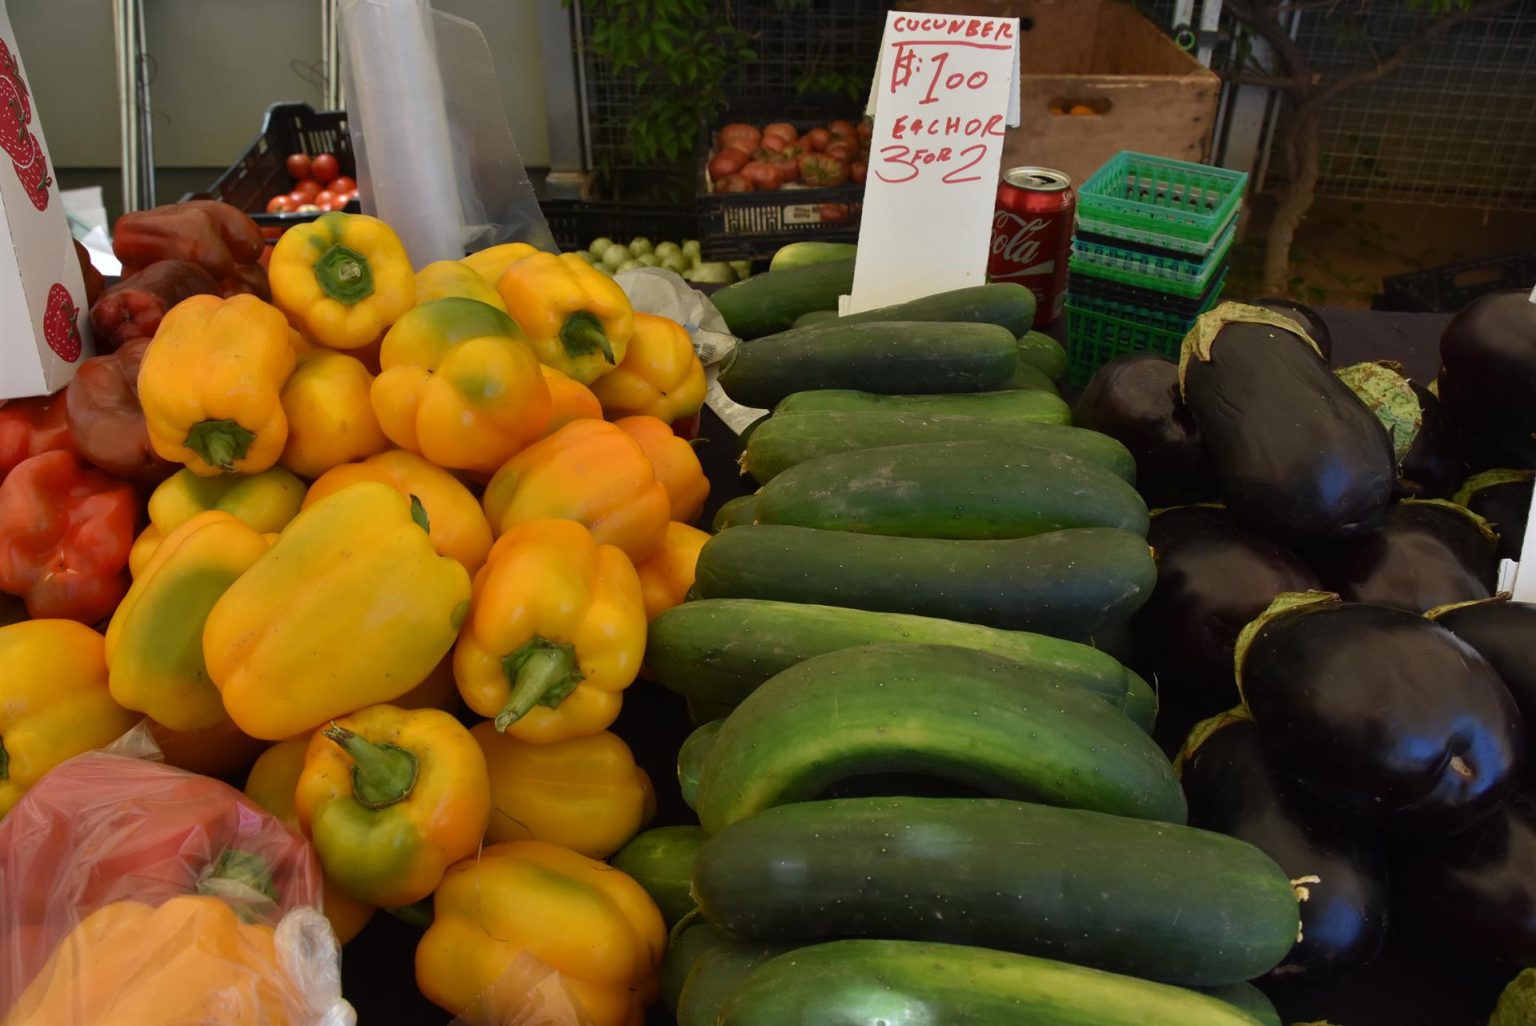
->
[[611, 256, 1307, 1026]]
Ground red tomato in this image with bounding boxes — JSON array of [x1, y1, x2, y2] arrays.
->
[[259, 226, 283, 241], [825, 140, 857, 162], [287, 190, 310, 207], [827, 119, 857, 140], [296, 203, 322, 213], [740, 161, 785, 191], [285, 152, 311, 179], [293, 178, 322, 199], [311, 153, 341, 184], [820, 202, 852, 223], [715, 173, 753, 193], [801, 128, 831, 153], [763, 122, 797, 142], [799, 154, 849, 188], [266, 194, 296, 213], [314, 190, 338, 210], [851, 160, 868, 185], [708, 147, 750, 180], [330, 175, 358, 195], [857, 120, 873, 144], [758, 134, 787, 154], [765, 151, 800, 184], [717, 123, 762, 152]]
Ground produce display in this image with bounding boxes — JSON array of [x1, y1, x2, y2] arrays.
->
[[577, 234, 752, 284], [264, 149, 359, 215], [705, 117, 871, 194]]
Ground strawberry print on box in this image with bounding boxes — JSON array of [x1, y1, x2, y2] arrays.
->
[[0, 18, 91, 400]]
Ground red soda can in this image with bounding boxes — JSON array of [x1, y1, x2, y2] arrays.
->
[[988, 166, 1075, 328]]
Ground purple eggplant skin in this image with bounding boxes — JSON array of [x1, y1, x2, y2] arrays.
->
[[1433, 600, 1536, 764], [1459, 471, 1534, 562], [1182, 314, 1396, 547], [1246, 298, 1333, 363], [1072, 354, 1217, 508], [1241, 600, 1524, 837], [1393, 791, 1536, 967], [1438, 289, 1536, 470], [1135, 506, 1320, 750], [1397, 380, 1467, 499], [1307, 501, 1496, 614], [1181, 717, 1388, 977]]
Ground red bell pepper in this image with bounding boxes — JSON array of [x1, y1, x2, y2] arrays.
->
[[112, 200, 267, 298], [64, 336, 177, 482], [87, 260, 219, 354], [0, 392, 77, 481], [0, 450, 135, 623]]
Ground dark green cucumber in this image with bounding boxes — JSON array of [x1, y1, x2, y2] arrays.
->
[[718, 321, 1017, 410], [693, 525, 1156, 637], [662, 923, 727, 1012], [678, 720, 722, 809], [693, 797, 1299, 987], [830, 283, 1036, 337], [754, 441, 1149, 539], [710, 258, 855, 339], [609, 826, 704, 928], [718, 940, 1277, 1026], [695, 644, 1184, 832], [1124, 668, 1158, 734], [770, 241, 857, 272], [790, 309, 839, 328], [710, 494, 759, 531], [1017, 329, 1069, 381], [742, 410, 1135, 484], [1004, 359, 1060, 393], [678, 941, 796, 1026], [772, 388, 1068, 423], [647, 598, 1139, 724], [1200, 983, 1282, 1026]]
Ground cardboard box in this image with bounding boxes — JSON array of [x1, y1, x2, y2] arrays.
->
[[0, 5, 91, 400], [897, 0, 1220, 190]]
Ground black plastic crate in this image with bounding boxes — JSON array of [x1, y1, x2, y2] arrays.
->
[[1068, 262, 1229, 317], [1373, 251, 1536, 313], [184, 102, 359, 229], [542, 200, 700, 254]]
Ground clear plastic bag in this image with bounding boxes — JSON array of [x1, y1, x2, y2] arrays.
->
[[447, 952, 594, 1026]]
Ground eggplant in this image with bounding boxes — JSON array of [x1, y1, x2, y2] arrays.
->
[[1335, 361, 1467, 499], [1438, 289, 1536, 469], [1179, 715, 1388, 976], [1134, 505, 1320, 750], [1239, 593, 1524, 836], [1457, 469, 1535, 562], [1393, 790, 1536, 967], [1307, 499, 1497, 613], [1181, 303, 1396, 547], [1245, 297, 1333, 362], [1072, 354, 1216, 508], [1432, 598, 1536, 763]]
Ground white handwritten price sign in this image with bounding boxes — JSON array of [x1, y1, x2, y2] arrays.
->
[[844, 12, 1021, 314]]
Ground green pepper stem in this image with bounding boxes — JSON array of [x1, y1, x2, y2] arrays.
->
[[314, 243, 375, 305], [184, 418, 257, 472], [496, 637, 584, 732], [324, 723, 420, 809], [409, 494, 431, 534], [195, 849, 279, 923], [559, 311, 616, 365]]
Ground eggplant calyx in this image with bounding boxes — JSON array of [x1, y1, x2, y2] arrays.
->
[[1147, 500, 1225, 520], [1425, 594, 1512, 621], [1170, 706, 1251, 779], [1335, 361, 1422, 468], [1177, 301, 1327, 400], [1453, 468, 1536, 508], [1232, 590, 1340, 708], [1400, 497, 1502, 549]]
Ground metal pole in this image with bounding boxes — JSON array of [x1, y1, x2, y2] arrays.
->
[[134, 0, 154, 207], [323, 0, 343, 109], [111, 0, 139, 212]]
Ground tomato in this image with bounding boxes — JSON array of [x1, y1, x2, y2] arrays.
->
[[764, 151, 799, 184], [857, 120, 873, 144], [827, 119, 857, 140], [763, 122, 797, 141], [801, 128, 831, 153], [260, 226, 283, 241], [715, 173, 753, 193], [285, 152, 311, 180], [851, 160, 868, 185], [758, 134, 787, 154], [314, 190, 338, 210], [330, 175, 358, 195], [311, 153, 341, 184], [293, 178, 322, 199], [825, 140, 857, 162], [820, 202, 852, 224], [266, 194, 296, 214], [799, 153, 848, 188], [708, 147, 750, 180], [287, 190, 310, 207], [296, 203, 322, 213], [740, 160, 785, 191], [717, 123, 762, 152]]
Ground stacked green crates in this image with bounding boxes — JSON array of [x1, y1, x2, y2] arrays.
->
[[1065, 153, 1249, 384]]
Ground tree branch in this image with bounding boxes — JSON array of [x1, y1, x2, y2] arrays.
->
[[1225, 0, 1312, 90], [1317, 0, 1521, 102]]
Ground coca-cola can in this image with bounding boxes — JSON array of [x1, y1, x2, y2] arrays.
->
[[989, 166, 1075, 328]]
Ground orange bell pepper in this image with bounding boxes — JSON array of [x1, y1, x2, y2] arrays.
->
[[277, 350, 390, 478], [540, 364, 603, 435], [147, 717, 267, 779], [590, 312, 705, 423], [614, 415, 709, 524], [633, 522, 710, 620]]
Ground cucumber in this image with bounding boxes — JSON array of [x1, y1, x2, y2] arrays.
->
[[609, 826, 704, 928], [693, 525, 1156, 637], [710, 259, 855, 339], [1200, 983, 1282, 1026], [1004, 359, 1060, 393], [662, 923, 727, 1012], [693, 797, 1300, 987], [1017, 329, 1069, 380], [830, 283, 1036, 337], [770, 241, 857, 272], [711, 494, 759, 531], [718, 321, 1017, 410], [742, 411, 1136, 485], [718, 940, 1276, 1026], [773, 388, 1068, 423], [790, 309, 839, 328], [678, 941, 796, 1026], [646, 598, 1140, 724], [754, 441, 1149, 540], [678, 720, 722, 809], [695, 644, 1186, 832], [1123, 668, 1158, 734]]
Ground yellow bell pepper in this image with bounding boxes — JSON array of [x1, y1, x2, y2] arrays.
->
[[495, 251, 634, 385], [415, 259, 509, 311], [1, 895, 309, 1026], [139, 294, 297, 476], [244, 736, 376, 944], [454, 519, 646, 744], [615, 414, 710, 524], [269, 212, 415, 351], [295, 704, 490, 908], [204, 481, 472, 741], [633, 522, 710, 621], [471, 722, 654, 857], [461, 241, 538, 287], [372, 298, 552, 474], [149, 465, 307, 537], [482, 419, 670, 562], [105, 511, 269, 733], [0, 620, 138, 817], [591, 312, 706, 423], [305, 450, 493, 576], [395, 655, 462, 713], [147, 717, 267, 779], [416, 840, 665, 1026], [541, 364, 603, 435], [278, 350, 390, 479]]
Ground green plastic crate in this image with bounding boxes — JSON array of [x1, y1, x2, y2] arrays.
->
[[1071, 217, 1236, 285], [1065, 287, 1226, 386], [1077, 152, 1248, 253]]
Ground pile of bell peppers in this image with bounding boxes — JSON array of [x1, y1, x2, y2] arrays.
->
[[0, 207, 713, 1026]]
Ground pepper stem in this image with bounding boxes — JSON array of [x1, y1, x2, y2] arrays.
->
[[559, 311, 616, 365], [496, 637, 584, 732], [314, 243, 375, 305], [325, 723, 420, 809], [196, 849, 279, 923], [409, 494, 431, 534], [184, 418, 257, 472]]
